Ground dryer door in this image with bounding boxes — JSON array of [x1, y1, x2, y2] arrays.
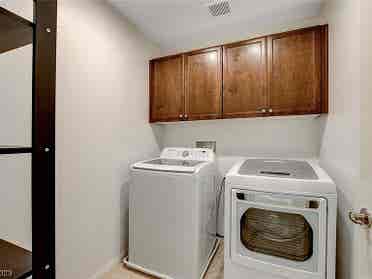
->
[[230, 189, 327, 279]]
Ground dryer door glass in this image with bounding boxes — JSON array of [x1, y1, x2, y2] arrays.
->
[[240, 208, 313, 261]]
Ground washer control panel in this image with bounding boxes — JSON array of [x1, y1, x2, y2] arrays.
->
[[161, 148, 215, 162]]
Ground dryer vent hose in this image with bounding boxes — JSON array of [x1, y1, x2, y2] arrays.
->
[[216, 177, 226, 238]]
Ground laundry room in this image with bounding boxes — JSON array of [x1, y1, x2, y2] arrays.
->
[[0, 1, 371, 279]]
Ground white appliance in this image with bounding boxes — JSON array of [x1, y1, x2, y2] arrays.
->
[[225, 159, 337, 279], [126, 148, 218, 279]]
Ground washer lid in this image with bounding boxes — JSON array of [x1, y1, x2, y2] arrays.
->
[[132, 158, 206, 173], [143, 158, 203, 167], [238, 159, 318, 180]]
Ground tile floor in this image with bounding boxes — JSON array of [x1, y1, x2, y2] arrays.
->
[[101, 241, 224, 279]]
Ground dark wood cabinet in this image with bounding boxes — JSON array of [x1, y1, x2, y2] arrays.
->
[[149, 25, 328, 123], [150, 48, 222, 122], [223, 38, 268, 118], [150, 55, 184, 122], [267, 26, 325, 116], [185, 47, 222, 120]]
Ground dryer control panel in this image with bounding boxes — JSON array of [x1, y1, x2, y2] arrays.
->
[[160, 148, 215, 162]]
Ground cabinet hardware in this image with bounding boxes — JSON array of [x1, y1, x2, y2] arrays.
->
[[269, 109, 273, 113], [184, 114, 189, 120], [258, 108, 267, 113], [179, 114, 183, 119]]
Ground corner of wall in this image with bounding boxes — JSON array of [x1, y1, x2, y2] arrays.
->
[[318, 0, 363, 278]]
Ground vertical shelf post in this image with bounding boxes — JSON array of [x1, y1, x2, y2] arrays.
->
[[32, 0, 57, 278]]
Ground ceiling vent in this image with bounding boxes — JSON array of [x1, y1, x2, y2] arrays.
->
[[204, 0, 231, 17]]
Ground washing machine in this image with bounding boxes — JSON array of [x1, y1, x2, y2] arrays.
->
[[225, 158, 337, 279], [126, 148, 219, 279]]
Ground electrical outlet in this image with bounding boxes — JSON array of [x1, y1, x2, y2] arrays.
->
[[195, 141, 216, 152]]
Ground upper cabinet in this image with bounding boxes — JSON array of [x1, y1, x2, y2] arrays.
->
[[185, 47, 222, 121], [267, 27, 325, 116], [149, 25, 328, 123], [223, 38, 267, 118], [150, 55, 184, 122]]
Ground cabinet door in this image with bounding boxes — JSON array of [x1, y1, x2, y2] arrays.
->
[[150, 55, 184, 122], [223, 38, 268, 118], [184, 47, 222, 120], [267, 27, 322, 115]]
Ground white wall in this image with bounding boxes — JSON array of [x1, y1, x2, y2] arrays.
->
[[161, 116, 323, 159], [358, 1, 372, 278], [320, 0, 361, 278], [0, 45, 32, 147], [360, 0, 372, 183], [0, 155, 32, 250], [0, 1, 33, 252], [56, 1, 162, 278]]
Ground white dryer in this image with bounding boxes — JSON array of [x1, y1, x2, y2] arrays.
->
[[126, 148, 218, 279], [225, 159, 337, 279]]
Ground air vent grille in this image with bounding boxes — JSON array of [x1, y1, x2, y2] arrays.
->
[[206, 0, 231, 17]]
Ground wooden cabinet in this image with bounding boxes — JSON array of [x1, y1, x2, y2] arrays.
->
[[150, 55, 184, 122], [185, 47, 222, 120], [223, 38, 267, 118], [150, 48, 222, 122], [267, 27, 325, 116], [149, 25, 328, 123]]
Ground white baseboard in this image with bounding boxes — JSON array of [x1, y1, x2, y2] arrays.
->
[[88, 257, 122, 279]]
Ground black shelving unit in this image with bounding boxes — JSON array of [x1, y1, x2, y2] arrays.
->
[[0, 146, 32, 155], [0, 1, 57, 279]]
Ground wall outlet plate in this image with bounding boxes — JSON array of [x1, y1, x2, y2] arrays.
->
[[196, 141, 216, 153]]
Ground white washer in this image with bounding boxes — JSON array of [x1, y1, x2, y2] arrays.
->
[[225, 158, 337, 279], [126, 148, 218, 279]]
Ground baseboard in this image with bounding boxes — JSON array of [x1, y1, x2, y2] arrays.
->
[[123, 239, 220, 279], [88, 257, 122, 279]]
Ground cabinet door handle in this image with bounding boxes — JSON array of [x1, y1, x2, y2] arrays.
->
[[269, 108, 273, 113], [184, 114, 189, 120], [258, 108, 267, 113], [179, 114, 183, 119]]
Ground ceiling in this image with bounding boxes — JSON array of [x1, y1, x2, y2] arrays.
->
[[107, 0, 325, 52]]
